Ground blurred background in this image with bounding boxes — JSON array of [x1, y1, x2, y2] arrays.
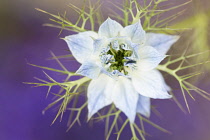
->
[[1, 0, 210, 140]]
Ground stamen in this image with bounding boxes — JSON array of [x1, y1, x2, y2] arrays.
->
[[100, 40, 137, 76], [109, 43, 117, 56]]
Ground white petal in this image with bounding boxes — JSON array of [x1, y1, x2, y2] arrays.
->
[[163, 78, 171, 92], [93, 38, 109, 55], [155, 70, 172, 92], [87, 74, 114, 119], [136, 95, 151, 117], [121, 20, 146, 44], [98, 18, 123, 38], [79, 31, 98, 39], [132, 69, 172, 99], [137, 46, 165, 71], [111, 77, 138, 123], [76, 61, 101, 79], [88, 75, 139, 122], [145, 33, 180, 55], [65, 31, 97, 63]]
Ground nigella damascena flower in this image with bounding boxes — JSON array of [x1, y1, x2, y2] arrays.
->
[[65, 18, 179, 123]]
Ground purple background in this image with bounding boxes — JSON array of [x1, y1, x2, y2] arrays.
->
[[1, 0, 210, 140]]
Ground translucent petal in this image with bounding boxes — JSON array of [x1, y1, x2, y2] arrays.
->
[[100, 54, 113, 64], [98, 18, 123, 38], [76, 61, 101, 79], [65, 31, 98, 63], [111, 77, 138, 123], [137, 46, 165, 71], [136, 95, 151, 117], [87, 74, 114, 119], [132, 69, 172, 99], [121, 20, 146, 44], [79, 31, 98, 39], [93, 38, 109, 55], [88, 75, 139, 122], [112, 40, 120, 50], [145, 33, 180, 55]]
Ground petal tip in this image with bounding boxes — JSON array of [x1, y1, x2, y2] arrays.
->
[[167, 94, 173, 99], [99, 18, 123, 38], [143, 112, 150, 118], [87, 113, 92, 122], [160, 93, 173, 99], [128, 116, 136, 124], [146, 112, 151, 118], [174, 35, 180, 41], [75, 60, 101, 79]]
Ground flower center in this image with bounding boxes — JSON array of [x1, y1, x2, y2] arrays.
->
[[100, 40, 137, 76]]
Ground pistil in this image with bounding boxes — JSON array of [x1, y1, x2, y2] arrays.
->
[[100, 40, 137, 76]]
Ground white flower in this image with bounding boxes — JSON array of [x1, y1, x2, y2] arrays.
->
[[65, 18, 179, 123]]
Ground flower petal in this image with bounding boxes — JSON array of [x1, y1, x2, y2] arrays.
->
[[136, 95, 151, 117], [79, 31, 99, 39], [88, 75, 139, 122], [145, 33, 180, 54], [120, 20, 146, 44], [98, 18, 123, 38], [87, 74, 114, 119], [155, 70, 172, 92], [93, 37, 110, 55], [111, 77, 138, 123], [76, 61, 101, 79], [132, 69, 172, 99], [137, 46, 165, 71], [65, 31, 98, 63]]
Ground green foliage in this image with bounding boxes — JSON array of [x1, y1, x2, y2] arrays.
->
[[107, 0, 192, 32], [172, 11, 210, 71], [36, 0, 102, 33], [157, 49, 210, 113]]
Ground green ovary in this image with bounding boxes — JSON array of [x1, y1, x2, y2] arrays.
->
[[107, 43, 132, 73]]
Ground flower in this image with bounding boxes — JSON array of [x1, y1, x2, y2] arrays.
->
[[65, 18, 179, 123]]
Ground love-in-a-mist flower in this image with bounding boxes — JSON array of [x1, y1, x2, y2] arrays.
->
[[65, 18, 179, 123]]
